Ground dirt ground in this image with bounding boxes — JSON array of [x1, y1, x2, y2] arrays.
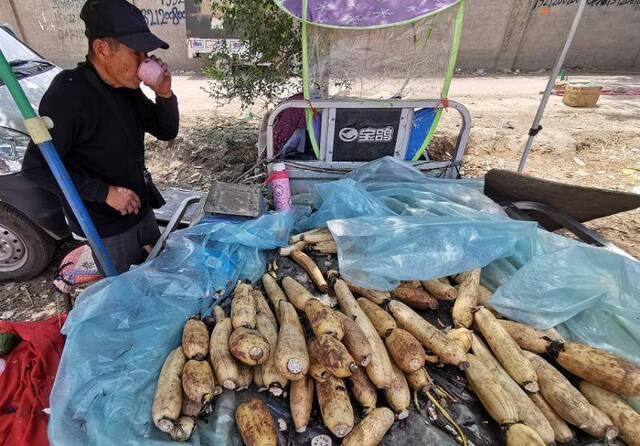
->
[[1, 71, 639, 321]]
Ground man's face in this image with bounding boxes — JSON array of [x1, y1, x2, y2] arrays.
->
[[103, 41, 146, 89]]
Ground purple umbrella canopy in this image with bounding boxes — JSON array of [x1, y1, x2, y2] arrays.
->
[[276, 0, 459, 28]]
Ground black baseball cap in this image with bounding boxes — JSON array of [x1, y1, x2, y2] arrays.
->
[[80, 0, 169, 53]]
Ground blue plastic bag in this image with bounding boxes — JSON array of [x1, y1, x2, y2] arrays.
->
[[48, 212, 293, 446]]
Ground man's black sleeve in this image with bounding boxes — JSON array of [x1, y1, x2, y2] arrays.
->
[[136, 90, 179, 141], [21, 79, 110, 203]]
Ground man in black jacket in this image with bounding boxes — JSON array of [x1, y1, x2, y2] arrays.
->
[[22, 0, 179, 274]]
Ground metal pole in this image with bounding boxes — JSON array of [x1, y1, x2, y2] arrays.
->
[[0, 49, 118, 276], [517, 0, 587, 174]]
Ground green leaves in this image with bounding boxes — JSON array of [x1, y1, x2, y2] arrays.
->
[[204, 0, 301, 108]]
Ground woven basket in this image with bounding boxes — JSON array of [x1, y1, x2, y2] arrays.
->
[[563, 84, 603, 107]]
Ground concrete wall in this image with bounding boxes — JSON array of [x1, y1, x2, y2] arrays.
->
[[1, 0, 639, 72], [2, 0, 203, 71], [458, 0, 640, 72]]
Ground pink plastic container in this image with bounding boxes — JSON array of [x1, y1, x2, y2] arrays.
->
[[268, 163, 291, 212], [137, 58, 164, 88]]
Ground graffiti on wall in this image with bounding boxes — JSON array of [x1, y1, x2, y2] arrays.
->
[[534, 0, 640, 8], [49, 0, 84, 42], [39, 0, 186, 44], [141, 0, 187, 27]]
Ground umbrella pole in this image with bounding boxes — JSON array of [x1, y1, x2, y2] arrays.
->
[[517, 0, 587, 174], [0, 49, 117, 277]]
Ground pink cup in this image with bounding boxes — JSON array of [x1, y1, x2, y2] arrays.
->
[[137, 58, 164, 88]]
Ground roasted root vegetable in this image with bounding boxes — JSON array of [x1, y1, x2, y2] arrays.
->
[[274, 301, 310, 380], [252, 289, 277, 328], [342, 407, 395, 446], [308, 340, 331, 382], [348, 366, 377, 414], [290, 250, 328, 293], [254, 301, 288, 396], [446, 327, 473, 354], [300, 230, 333, 244], [421, 278, 457, 301], [391, 281, 438, 310], [231, 283, 257, 330], [182, 319, 209, 361], [290, 374, 314, 433], [553, 342, 640, 396], [309, 334, 358, 378], [253, 365, 265, 390], [471, 335, 554, 445], [464, 354, 519, 425], [169, 416, 197, 442], [529, 392, 575, 444], [477, 284, 494, 305], [334, 311, 372, 367], [384, 361, 411, 419], [152, 347, 186, 433], [304, 299, 344, 340], [181, 397, 203, 418], [405, 367, 433, 392], [388, 300, 468, 369], [345, 281, 390, 305], [506, 423, 546, 446], [262, 274, 287, 315], [280, 241, 307, 256], [290, 228, 329, 244], [334, 279, 392, 389], [580, 381, 640, 446], [236, 363, 254, 391], [451, 269, 480, 328], [474, 307, 539, 392], [498, 320, 556, 354], [209, 306, 240, 390], [357, 298, 396, 338], [525, 351, 618, 440], [385, 328, 425, 373], [236, 399, 277, 446], [306, 240, 337, 255], [182, 359, 217, 405], [281, 276, 315, 311], [229, 327, 271, 366], [316, 374, 354, 438]]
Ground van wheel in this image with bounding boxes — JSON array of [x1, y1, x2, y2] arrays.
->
[[0, 204, 55, 281]]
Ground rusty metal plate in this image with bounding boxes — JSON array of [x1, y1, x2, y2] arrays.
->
[[204, 182, 262, 218]]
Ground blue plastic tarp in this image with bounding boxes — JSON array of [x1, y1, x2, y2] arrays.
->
[[48, 213, 293, 446]]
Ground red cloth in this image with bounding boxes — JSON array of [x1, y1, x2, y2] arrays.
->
[[0, 315, 67, 446]]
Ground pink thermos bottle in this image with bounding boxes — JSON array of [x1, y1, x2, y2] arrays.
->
[[269, 163, 291, 212]]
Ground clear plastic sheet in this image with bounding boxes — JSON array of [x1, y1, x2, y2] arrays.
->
[[305, 8, 456, 100], [330, 215, 537, 291], [297, 157, 536, 290], [488, 241, 640, 363], [48, 212, 293, 446]]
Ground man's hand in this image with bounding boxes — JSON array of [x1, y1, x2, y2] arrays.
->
[[149, 55, 172, 98], [106, 186, 141, 216]]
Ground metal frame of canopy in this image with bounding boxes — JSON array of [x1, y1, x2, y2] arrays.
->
[[518, 0, 588, 173], [272, 0, 466, 163]]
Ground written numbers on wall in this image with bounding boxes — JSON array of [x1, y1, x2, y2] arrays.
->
[[46, 0, 186, 44], [140, 0, 187, 27]]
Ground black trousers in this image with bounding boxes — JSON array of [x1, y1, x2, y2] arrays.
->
[[93, 208, 161, 275]]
